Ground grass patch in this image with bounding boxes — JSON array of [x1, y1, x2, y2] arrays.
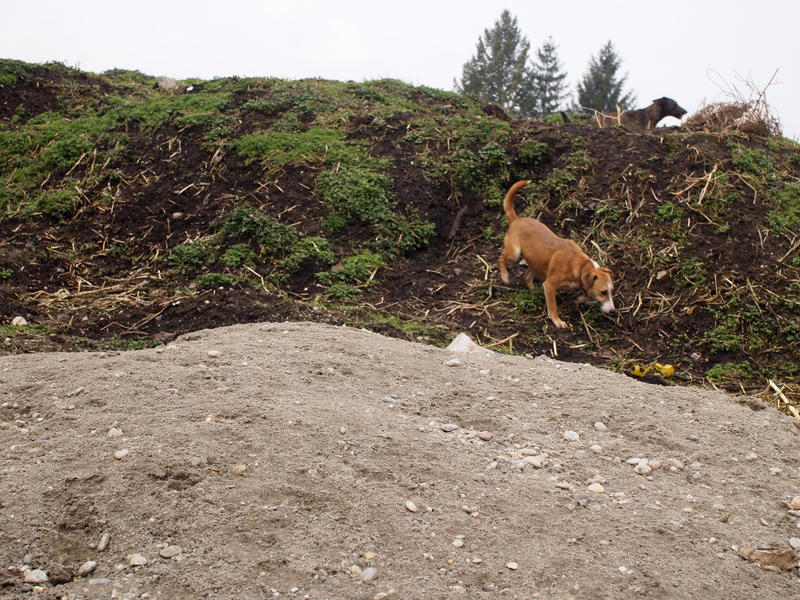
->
[[232, 128, 368, 169], [106, 89, 232, 133], [317, 251, 385, 286], [169, 243, 208, 274], [706, 361, 756, 384], [0, 110, 126, 216], [767, 181, 800, 234]]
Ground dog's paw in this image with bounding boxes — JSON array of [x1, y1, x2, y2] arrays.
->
[[551, 318, 569, 329]]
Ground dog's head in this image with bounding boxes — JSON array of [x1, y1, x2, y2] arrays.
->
[[582, 267, 615, 314], [653, 97, 687, 120]]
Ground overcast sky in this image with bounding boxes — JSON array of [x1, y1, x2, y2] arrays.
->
[[2, 1, 797, 139]]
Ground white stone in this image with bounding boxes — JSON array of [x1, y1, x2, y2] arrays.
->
[[127, 553, 148, 566], [23, 569, 48, 583], [445, 333, 490, 354], [159, 545, 182, 559], [98, 533, 110, 551], [588, 483, 605, 494], [594, 422, 608, 431], [564, 430, 580, 442], [404, 500, 418, 513], [156, 76, 180, 92], [77, 560, 97, 576], [523, 455, 548, 468], [11, 316, 28, 326], [668, 458, 685, 471], [360, 567, 379, 582], [207, 350, 223, 358]]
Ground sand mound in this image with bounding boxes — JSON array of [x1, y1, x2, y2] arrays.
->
[[1, 322, 798, 598]]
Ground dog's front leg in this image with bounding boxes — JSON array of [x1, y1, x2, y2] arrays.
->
[[543, 280, 568, 329]]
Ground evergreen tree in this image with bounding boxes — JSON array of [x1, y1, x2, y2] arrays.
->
[[529, 36, 569, 117], [455, 10, 533, 115], [575, 41, 636, 113]]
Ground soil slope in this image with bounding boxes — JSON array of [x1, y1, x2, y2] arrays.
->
[[1, 322, 799, 599], [2, 60, 800, 408]]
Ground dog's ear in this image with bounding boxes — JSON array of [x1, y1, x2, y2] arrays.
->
[[581, 271, 597, 289], [600, 268, 612, 275]]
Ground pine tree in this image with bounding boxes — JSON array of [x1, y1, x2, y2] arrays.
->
[[575, 41, 636, 113], [455, 10, 533, 115], [529, 37, 568, 117]]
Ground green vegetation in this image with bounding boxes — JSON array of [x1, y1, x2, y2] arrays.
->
[[169, 243, 207, 274], [0, 110, 126, 217], [0, 323, 55, 338], [767, 181, 800, 234], [517, 139, 549, 164], [509, 288, 544, 314], [315, 166, 436, 254], [197, 272, 241, 289], [232, 128, 367, 169], [0, 59, 35, 86], [317, 252, 385, 287], [706, 361, 756, 384], [654, 201, 683, 223], [728, 143, 774, 178], [677, 258, 708, 289], [366, 310, 446, 341], [212, 204, 336, 282]]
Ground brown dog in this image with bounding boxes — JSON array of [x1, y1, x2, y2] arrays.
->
[[498, 180, 615, 329], [596, 97, 687, 129]]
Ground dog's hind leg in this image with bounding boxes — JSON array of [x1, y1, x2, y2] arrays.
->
[[498, 244, 520, 284], [523, 267, 535, 290]]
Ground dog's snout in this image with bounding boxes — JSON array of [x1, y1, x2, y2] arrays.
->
[[601, 299, 616, 314]]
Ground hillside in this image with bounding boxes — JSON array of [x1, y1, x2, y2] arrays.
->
[[1, 59, 800, 409]]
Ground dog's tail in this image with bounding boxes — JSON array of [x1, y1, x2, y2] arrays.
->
[[502, 180, 530, 222]]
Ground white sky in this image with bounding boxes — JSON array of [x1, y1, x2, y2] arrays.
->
[[2, 1, 797, 139]]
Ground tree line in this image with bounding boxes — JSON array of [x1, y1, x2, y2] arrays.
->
[[454, 10, 636, 118]]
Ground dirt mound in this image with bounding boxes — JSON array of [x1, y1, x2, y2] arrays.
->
[[1, 321, 799, 598]]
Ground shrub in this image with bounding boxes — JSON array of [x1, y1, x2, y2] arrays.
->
[[316, 252, 386, 286], [169, 243, 206, 273], [706, 361, 755, 383], [28, 189, 80, 220], [197, 273, 240, 288], [517, 139, 549, 164], [231, 128, 366, 169]]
